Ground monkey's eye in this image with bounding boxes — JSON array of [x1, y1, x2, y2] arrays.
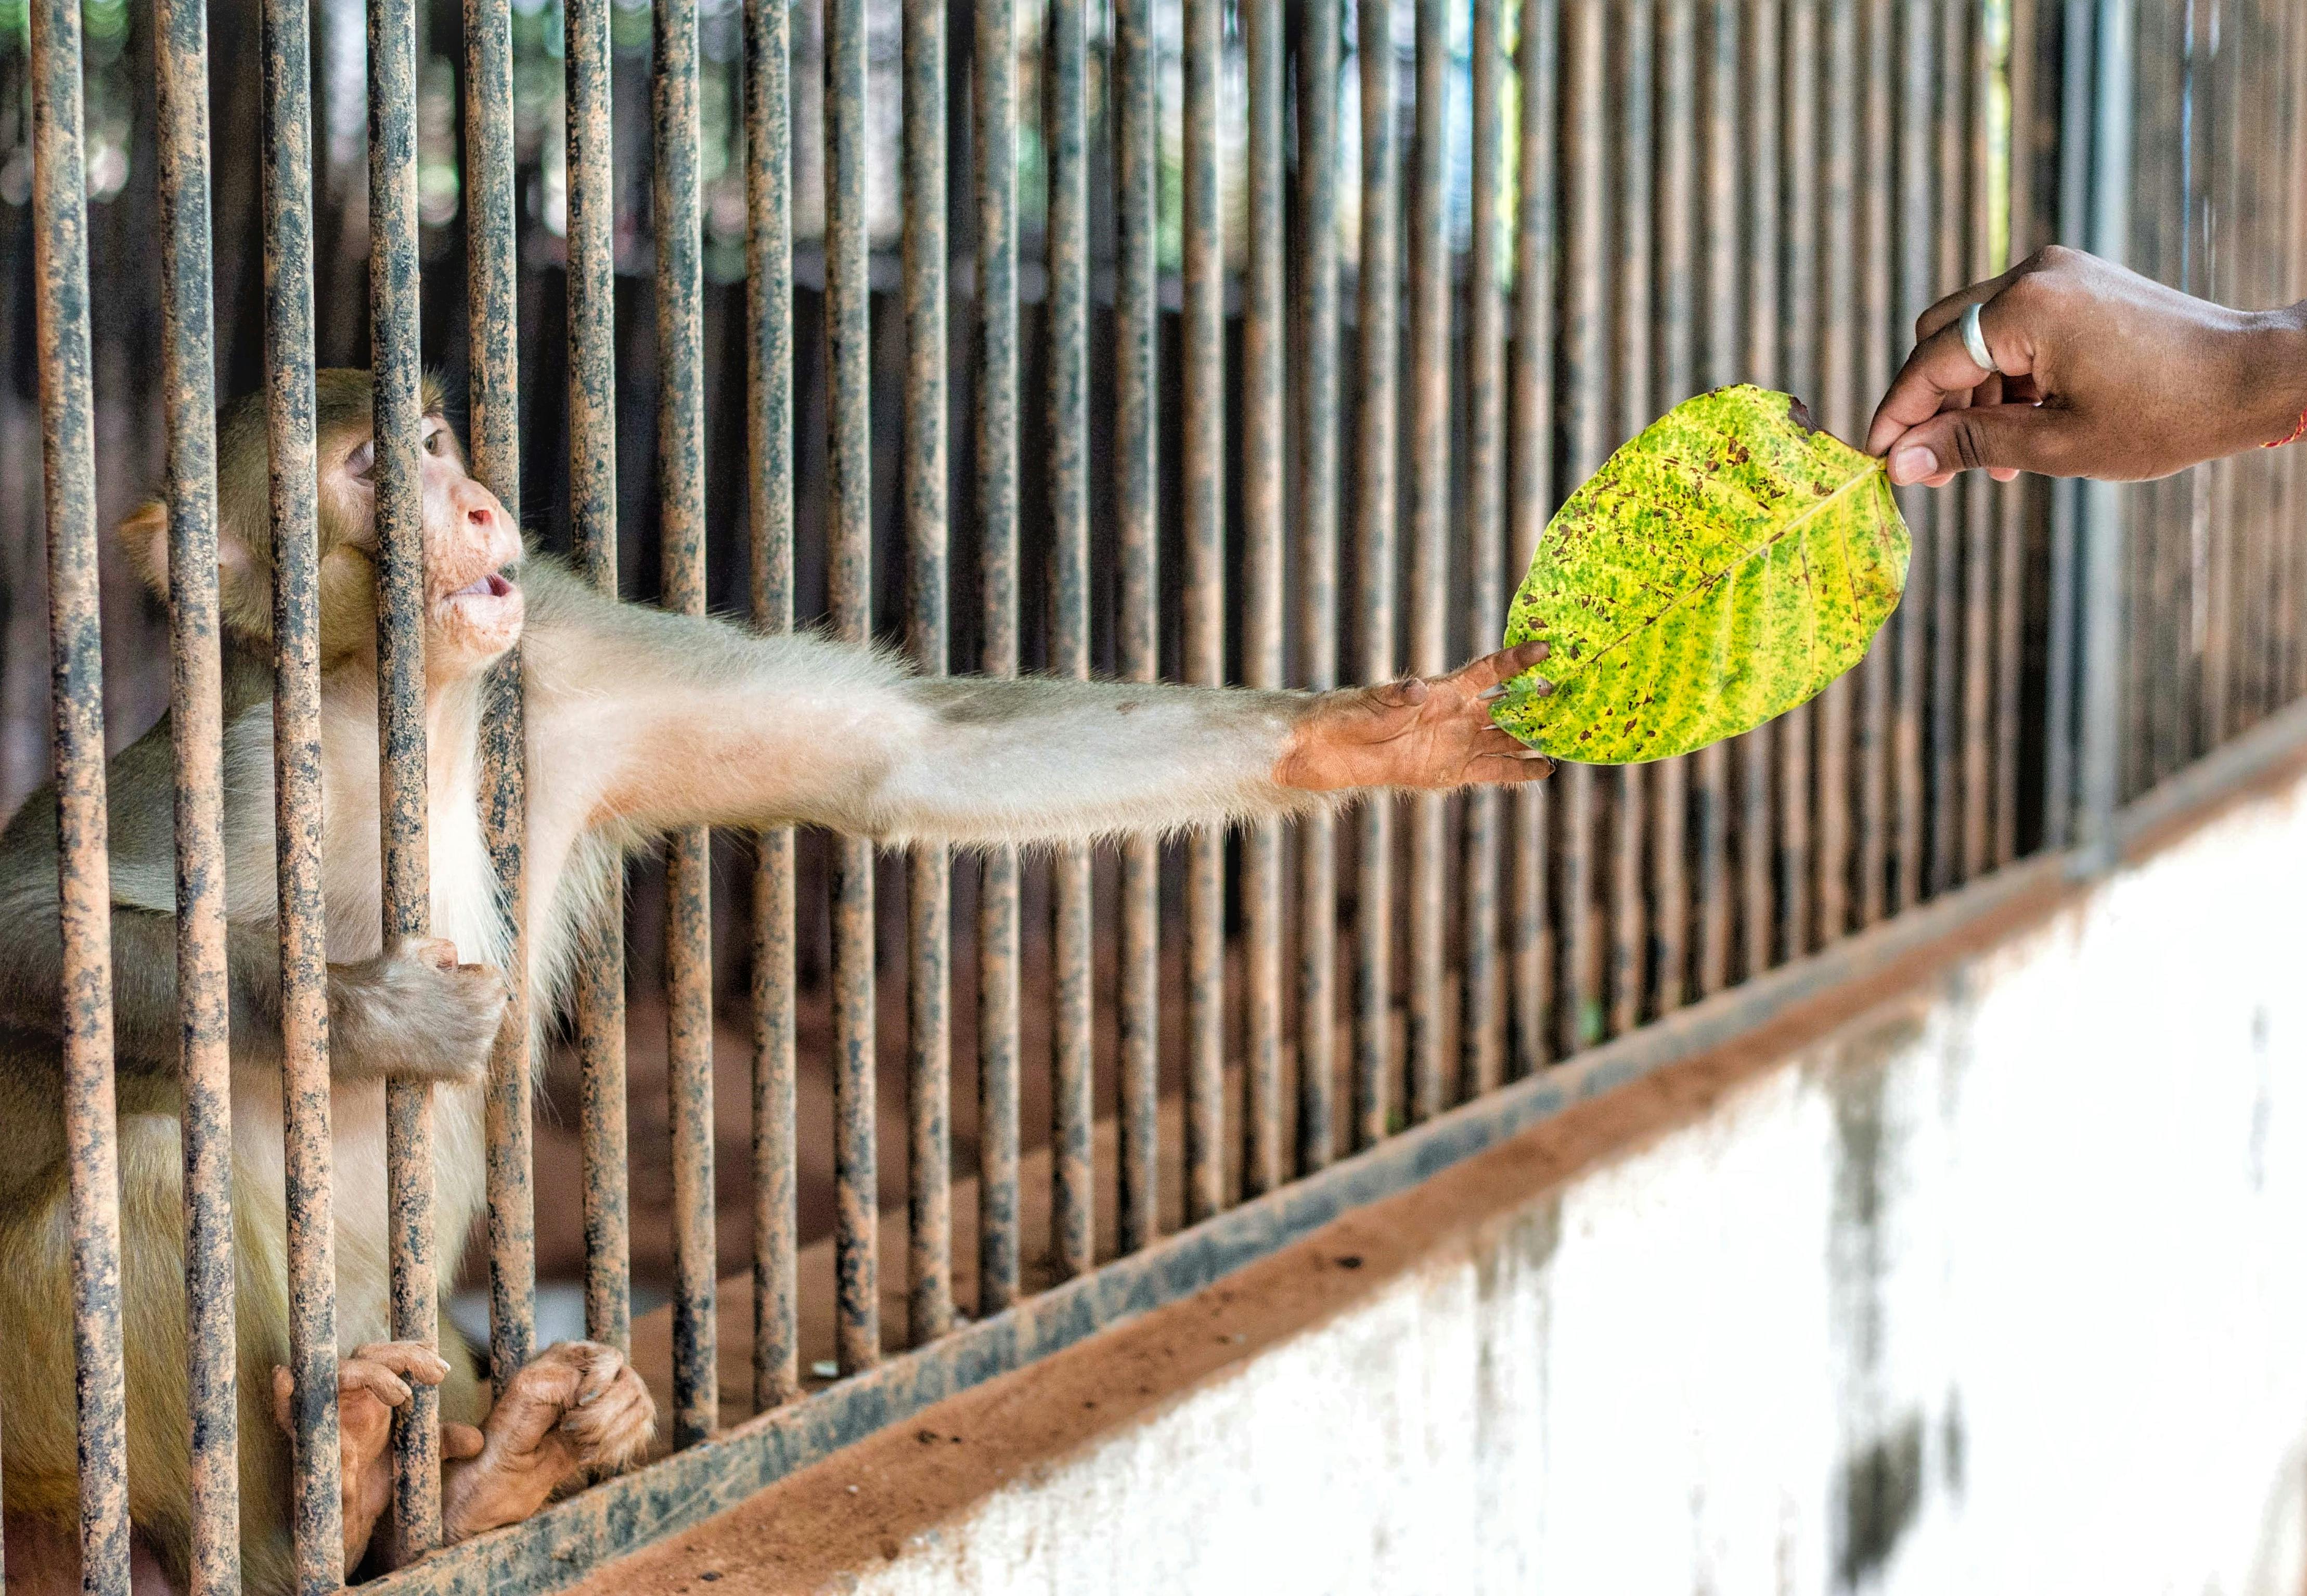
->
[[422, 426, 445, 457], [346, 440, 376, 480]]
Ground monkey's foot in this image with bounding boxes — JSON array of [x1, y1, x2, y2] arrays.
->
[[442, 1341, 655, 1542], [272, 1341, 453, 1571]]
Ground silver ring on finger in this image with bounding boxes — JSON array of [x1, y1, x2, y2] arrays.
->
[[1959, 301, 2002, 376]]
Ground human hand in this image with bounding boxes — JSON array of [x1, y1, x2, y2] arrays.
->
[[1274, 641, 1555, 792], [1865, 245, 2307, 486]]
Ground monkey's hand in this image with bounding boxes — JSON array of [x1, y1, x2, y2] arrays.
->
[[1274, 641, 1556, 793], [273, 1341, 452, 1573], [443, 1341, 656, 1543], [328, 936, 509, 1084]]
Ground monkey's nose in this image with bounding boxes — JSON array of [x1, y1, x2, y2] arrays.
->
[[467, 504, 494, 529]]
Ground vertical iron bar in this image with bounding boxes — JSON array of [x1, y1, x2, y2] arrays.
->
[[902, 0, 953, 1340], [1561, 0, 1605, 1047], [1114, 0, 1161, 1248], [1652, 0, 1695, 1015], [31, 0, 130, 1575], [566, 0, 629, 1356], [1297, 0, 1342, 1164], [1960, 0, 1994, 883], [2076, 0, 2131, 867], [1407, 0, 1451, 1113], [1242, 0, 1287, 1185], [1694, 0, 1738, 993], [747, 0, 800, 1409], [467, 0, 532, 1403], [369, 0, 440, 1535], [263, 0, 345, 1571], [157, 0, 237, 1576], [1891, 0, 1931, 910], [1463, 0, 1508, 1095], [827, 0, 880, 1370], [1815, 0, 1855, 942], [1856, 0, 1894, 921], [1776, 0, 1814, 960], [1356, 0, 1401, 1136], [1182, 0, 1227, 1213], [1993, 0, 2036, 867], [1739, 0, 1779, 978], [656, 0, 716, 1448], [975, 0, 1023, 1304], [1609, 0, 1652, 1038], [1049, 0, 1097, 1263], [1926, 0, 1967, 895]]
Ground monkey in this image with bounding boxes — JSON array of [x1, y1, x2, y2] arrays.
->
[[0, 370, 1554, 1596]]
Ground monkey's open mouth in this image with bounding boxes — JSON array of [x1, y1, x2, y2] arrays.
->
[[448, 572, 515, 600]]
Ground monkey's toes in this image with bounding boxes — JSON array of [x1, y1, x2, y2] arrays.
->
[[558, 1358, 656, 1470]]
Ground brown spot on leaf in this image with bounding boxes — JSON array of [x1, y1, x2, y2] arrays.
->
[[1787, 395, 1819, 433]]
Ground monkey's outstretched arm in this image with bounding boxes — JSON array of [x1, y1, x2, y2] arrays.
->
[[521, 559, 1551, 847]]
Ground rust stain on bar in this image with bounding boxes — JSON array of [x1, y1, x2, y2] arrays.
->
[[1182, 0, 1226, 1217], [368, 0, 441, 1540], [1239, 0, 1285, 1198], [565, 0, 629, 1358], [1355, 0, 1400, 1142], [747, 0, 799, 1410], [974, 0, 1023, 1308], [1114, 0, 1160, 1253], [1406, 0, 1451, 1121], [824, 0, 879, 1373], [898, 0, 952, 1343], [1510, 0, 1559, 1076], [1294, 0, 1342, 1169], [30, 0, 132, 1576], [154, 0, 239, 1576], [1047, 0, 1098, 1264], [1461, 0, 1508, 1099]]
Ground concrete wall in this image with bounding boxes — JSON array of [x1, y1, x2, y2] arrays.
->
[[850, 773, 2307, 1595]]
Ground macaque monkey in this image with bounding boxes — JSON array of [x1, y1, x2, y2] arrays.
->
[[0, 371, 1553, 1595]]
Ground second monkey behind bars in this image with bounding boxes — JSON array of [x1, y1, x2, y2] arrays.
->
[[0, 370, 1552, 1595]]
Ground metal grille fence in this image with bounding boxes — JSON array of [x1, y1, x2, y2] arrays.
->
[[2, 0, 2304, 1592]]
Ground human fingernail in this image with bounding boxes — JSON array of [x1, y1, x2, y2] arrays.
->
[[1890, 444, 1937, 484], [1533, 677, 1555, 697], [1477, 684, 1508, 702]]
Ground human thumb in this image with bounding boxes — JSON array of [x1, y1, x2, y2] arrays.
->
[[1884, 402, 2076, 486]]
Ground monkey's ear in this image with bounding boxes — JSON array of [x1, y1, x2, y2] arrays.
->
[[115, 500, 257, 606]]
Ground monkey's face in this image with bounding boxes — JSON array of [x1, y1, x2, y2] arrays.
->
[[333, 414, 526, 680]]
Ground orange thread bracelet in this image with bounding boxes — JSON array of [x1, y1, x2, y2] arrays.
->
[[2267, 404, 2307, 449]]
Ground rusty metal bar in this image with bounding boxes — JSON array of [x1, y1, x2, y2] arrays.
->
[[261, 0, 344, 1572], [1608, 0, 1653, 1039], [901, 0, 953, 1340], [1892, 0, 1931, 910], [1114, 0, 1160, 1249], [467, 0, 532, 1405], [747, 0, 800, 1410], [1241, 0, 1287, 1187], [1815, 0, 1857, 944], [1508, 0, 1558, 1073], [1694, 0, 1737, 994], [1857, 0, 1894, 922], [655, 0, 716, 1448], [1296, 0, 1342, 1166], [369, 0, 440, 1535], [1776, 0, 1815, 962], [1462, 0, 1508, 1096], [1959, 0, 1994, 885], [826, 0, 880, 1373], [565, 0, 630, 1358], [1994, 0, 2038, 867], [1652, 0, 1695, 1015], [1738, 0, 1779, 980], [31, 0, 130, 1574], [1048, 0, 1095, 1263], [155, 0, 237, 1575], [975, 0, 1024, 1306], [1355, 0, 1400, 1135], [1926, 0, 1967, 895], [1560, 0, 1605, 1049], [1182, 0, 1228, 1214], [1407, 0, 1451, 1114]]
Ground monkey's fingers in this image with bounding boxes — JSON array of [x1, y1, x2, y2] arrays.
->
[[404, 936, 462, 972], [444, 1422, 488, 1461], [1464, 750, 1556, 783], [273, 1366, 296, 1435], [1452, 639, 1550, 694], [347, 1340, 453, 1391]]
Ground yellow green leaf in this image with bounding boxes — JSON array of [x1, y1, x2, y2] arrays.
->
[[1493, 384, 1910, 764]]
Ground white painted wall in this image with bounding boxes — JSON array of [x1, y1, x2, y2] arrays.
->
[[860, 776, 2307, 1596]]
